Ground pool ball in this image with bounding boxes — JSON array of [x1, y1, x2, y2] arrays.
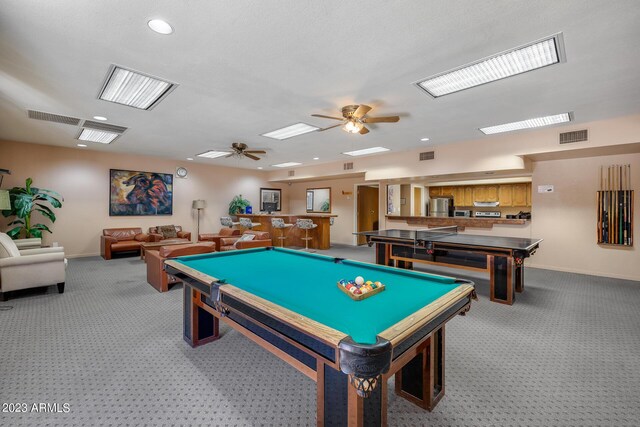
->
[[355, 276, 365, 286]]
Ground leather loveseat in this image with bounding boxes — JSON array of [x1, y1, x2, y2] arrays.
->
[[101, 227, 151, 260], [146, 242, 215, 292], [219, 230, 272, 251], [198, 228, 241, 248]]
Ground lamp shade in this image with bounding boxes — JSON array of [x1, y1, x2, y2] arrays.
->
[[192, 199, 207, 209], [0, 190, 10, 211]]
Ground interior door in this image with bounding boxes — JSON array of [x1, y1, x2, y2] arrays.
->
[[413, 187, 422, 216], [357, 186, 379, 245]]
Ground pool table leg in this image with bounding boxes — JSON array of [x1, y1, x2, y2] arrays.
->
[[317, 361, 386, 427], [183, 286, 219, 347], [394, 326, 445, 411], [375, 243, 394, 267], [488, 255, 515, 305]]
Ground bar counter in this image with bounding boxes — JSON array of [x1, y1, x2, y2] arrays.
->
[[237, 213, 337, 249]]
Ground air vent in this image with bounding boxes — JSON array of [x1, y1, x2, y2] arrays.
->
[[344, 162, 354, 170], [27, 110, 80, 126], [82, 120, 128, 134], [419, 151, 435, 161], [559, 129, 588, 144], [288, 170, 295, 177]]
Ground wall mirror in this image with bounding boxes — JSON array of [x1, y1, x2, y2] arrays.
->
[[260, 188, 281, 212], [306, 187, 331, 212]]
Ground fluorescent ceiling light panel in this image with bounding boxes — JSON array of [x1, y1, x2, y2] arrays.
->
[[197, 151, 231, 159], [415, 33, 565, 97], [147, 19, 173, 35], [479, 112, 572, 135], [272, 162, 302, 168], [77, 128, 119, 144], [343, 147, 390, 156], [99, 65, 177, 110], [261, 123, 319, 140]]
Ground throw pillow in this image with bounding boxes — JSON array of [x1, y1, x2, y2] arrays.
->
[[234, 233, 255, 248], [157, 225, 178, 239]]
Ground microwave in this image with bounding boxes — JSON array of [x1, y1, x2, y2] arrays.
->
[[454, 210, 472, 217]]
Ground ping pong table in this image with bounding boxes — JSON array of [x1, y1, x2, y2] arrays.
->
[[357, 227, 542, 305]]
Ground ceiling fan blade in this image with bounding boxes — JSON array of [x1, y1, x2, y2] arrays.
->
[[244, 153, 260, 161], [353, 105, 372, 119], [245, 150, 267, 154], [359, 126, 370, 135], [311, 114, 344, 121], [362, 116, 400, 123], [318, 123, 343, 132]]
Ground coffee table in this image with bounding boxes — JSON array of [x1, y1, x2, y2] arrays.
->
[[140, 238, 190, 260]]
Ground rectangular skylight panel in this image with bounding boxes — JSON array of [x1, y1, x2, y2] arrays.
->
[[197, 151, 231, 159], [261, 123, 319, 140], [479, 113, 572, 135], [272, 162, 302, 168], [99, 66, 176, 109], [77, 128, 119, 144], [416, 34, 564, 97], [342, 147, 390, 156]]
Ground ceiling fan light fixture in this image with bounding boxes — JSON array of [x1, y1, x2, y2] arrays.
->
[[343, 120, 364, 134]]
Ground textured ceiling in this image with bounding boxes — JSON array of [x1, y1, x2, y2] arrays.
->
[[1, 1, 639, 170]]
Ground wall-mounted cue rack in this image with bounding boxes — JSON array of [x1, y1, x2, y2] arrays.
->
[[597, 164, 633, 246]]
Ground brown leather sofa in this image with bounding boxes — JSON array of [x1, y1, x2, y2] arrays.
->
[[146, 242, 215, 292], [198, 228, 241, 249], [219, 230, 272, 251], [101, 228, 151, 260], [148, 225, 191, 242]]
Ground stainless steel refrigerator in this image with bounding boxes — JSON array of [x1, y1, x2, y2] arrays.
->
[[429, 197, 453, 217]]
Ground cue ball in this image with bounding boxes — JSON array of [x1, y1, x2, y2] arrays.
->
[[355, 276, 364, 285]]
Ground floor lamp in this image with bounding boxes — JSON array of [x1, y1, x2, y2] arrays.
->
[[192, 199, 206, 241]]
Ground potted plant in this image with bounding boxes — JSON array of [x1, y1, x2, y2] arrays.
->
[[1, 177, 64, 239], [228, 194, 251, 216]]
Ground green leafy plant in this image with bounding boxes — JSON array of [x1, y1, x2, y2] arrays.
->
[[1, 177, 63, 239], [228, 194, 250, 215], [320, 200, 330, 212]]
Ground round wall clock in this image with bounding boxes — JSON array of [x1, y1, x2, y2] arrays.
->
[[176, 167, 188, 178]]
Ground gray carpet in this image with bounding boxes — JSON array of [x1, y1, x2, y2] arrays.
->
[[1, 245, 639, 426]]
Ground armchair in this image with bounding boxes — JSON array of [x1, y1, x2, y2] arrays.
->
[[198, 228, 241, 249], [219, 230, 272, 251], [0, 232, 66, 301], [146, 242, 215, 292], [148, 225, 191, 242], [14, 237, 43, 250], [101, 227, 151, 260]]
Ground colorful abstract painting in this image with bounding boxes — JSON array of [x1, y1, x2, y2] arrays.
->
[[109, 169, 173, 216]]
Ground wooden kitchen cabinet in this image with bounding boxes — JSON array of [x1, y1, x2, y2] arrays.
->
[[512, 183, 529, 206], [498, 185, 513, 207], [463, 186, 474, 206], [473, 185, 498, 203], [429, 187, 441, 197]]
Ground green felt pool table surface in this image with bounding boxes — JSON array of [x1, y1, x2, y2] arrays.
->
[[173, 247, 468, 344]]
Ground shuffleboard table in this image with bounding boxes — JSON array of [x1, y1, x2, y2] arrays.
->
[[165, 247, 475, 426]]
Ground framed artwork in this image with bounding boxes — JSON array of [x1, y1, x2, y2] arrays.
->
[[306, 190, 314, 211], [109, 169, 173, 216], [260, 188, 281, 212]]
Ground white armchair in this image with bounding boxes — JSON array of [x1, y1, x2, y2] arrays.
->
[[14, 237, 43, 250], [0, 233, 66, 301]]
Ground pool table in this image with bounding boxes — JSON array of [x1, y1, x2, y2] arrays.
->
[[165, 247, 475, 426]]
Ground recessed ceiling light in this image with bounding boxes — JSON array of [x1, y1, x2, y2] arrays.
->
[[99, 65, 177, 110], [93, 116, 107, 121], [197, 151, 231, 159], [272, 162, 302, 168], [147, 19, 174, 35], [186, 157, 194, 161], [257, 167, 263, 170], [343, 147, 390, 156], [479, 112, 573, 135], [313, 157, 319, 160], [77, 128, 119, 144], [77, 143, 87, 147], [415, 33, 566, 97], [420, 137, 430, 142], [261, 123, 319, 140]]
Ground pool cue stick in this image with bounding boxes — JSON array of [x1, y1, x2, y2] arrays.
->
[[608, 166, 612, 243]]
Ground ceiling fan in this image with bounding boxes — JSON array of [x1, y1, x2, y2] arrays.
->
[[226, 142, 266, 161], [311, 104, 400, 135]]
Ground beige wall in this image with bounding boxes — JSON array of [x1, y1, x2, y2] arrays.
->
[[0, 140, 286, 257], [529, 153, 639, 280], [287, 177, 365, 245]]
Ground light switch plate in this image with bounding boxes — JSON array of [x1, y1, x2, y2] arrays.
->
[[538, 185, 554, 193]]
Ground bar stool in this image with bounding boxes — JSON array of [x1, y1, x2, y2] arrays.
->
[[271, 218, 293, 247], [220, 216, 240, 228], [296, 219, 318, 252], [239, 217, 261, 231]]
